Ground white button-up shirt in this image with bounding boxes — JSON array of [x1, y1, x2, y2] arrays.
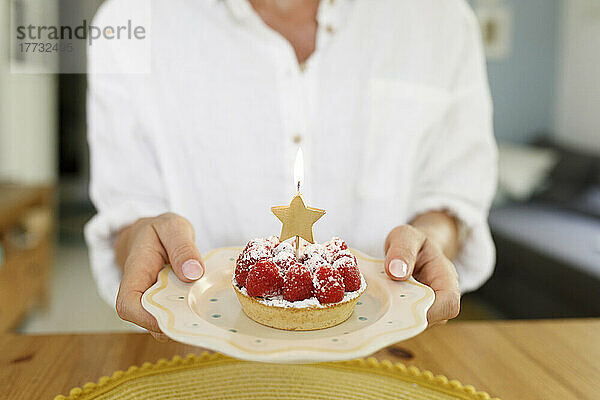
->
[[85, 0, 498, 306]]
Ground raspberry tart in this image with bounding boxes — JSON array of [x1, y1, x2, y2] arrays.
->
[[233, 236, 367, 330]]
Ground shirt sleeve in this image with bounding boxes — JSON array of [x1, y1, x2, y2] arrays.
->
[[84, 3, 168, 307], [409, 4, 498, 293]]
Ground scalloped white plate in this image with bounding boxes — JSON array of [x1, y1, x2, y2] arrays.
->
[[142, 247, 434, 363]]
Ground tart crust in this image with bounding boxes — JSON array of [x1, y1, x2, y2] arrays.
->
[[233, 283, 366, 331]]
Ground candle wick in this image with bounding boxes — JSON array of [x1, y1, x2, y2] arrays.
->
[[297, 181, 301, 193]]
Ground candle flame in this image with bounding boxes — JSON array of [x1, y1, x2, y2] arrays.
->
[[294, 147, 304, 193]]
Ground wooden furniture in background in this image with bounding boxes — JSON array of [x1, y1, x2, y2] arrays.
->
[[0, 319, 598, 400], [0, 183, 54, 332]]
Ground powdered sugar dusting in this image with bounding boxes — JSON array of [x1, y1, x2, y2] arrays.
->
[[243, 244, 271, 260], [274, 251, 292, 261], [299, 243, 329, 263], [303, 254, 329, 272], [272, 251, 297, 273], [265, 235, 280, 248], [273, 241, 294, 256], [333, 255, 357, 269]]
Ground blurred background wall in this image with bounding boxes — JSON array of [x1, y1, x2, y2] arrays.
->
[[472, 0, 560, 144], [0, 0, 58, 184], [555, 0, 600, 152], [472, 0, 600, 152]]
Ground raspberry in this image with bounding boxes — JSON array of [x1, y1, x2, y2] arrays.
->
[[334, 252, 357, 268], [303, 253, 329, 273], [313, 265, 345, 304], [245, 237, 278, 252], [246, 260, 284, 297], [324, 237, 348, 260], [325, 237, 348, 252], [333, 257, 361, 291], [273, 251, 297, 274], [299, 243, 328, 263], [332, 249, 357, 264], [244, 238, 265, 251], [273, 241, 294, 256], [234, 264, 250, 287], [283, 263, 313, 301], [235, 245, 271, 287], [265, 235, 280, 249]]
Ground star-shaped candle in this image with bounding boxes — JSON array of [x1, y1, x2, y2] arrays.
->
[[272, 148, 325, 255]]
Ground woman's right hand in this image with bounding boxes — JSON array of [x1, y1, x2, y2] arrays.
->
[[114, 212, 205, 340]]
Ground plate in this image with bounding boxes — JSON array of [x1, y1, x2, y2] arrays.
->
[[142, 247, 434, 363]]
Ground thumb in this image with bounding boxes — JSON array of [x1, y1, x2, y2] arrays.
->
[[153, 214, 204, 282], [384, 225, 426, 281]]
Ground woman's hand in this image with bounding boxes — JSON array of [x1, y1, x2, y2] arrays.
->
[[114, 213, 205, 340], [384, 213, 461, 326]]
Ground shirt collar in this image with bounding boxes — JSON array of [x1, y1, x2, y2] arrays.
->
[[222, 0, 256, 23], [215, 0, 353, 32], [317, 0, 351, 33]]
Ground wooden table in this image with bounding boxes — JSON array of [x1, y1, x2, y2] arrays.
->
[[1, 319, 598, 400]]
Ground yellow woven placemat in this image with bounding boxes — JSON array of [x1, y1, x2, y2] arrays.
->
[[55, 353, 499, 400]]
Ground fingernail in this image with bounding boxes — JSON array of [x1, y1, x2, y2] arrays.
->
[[182, 259, 204, 280], [389, 259, 408, 278]]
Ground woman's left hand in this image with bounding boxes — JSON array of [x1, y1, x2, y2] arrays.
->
[[384, 224, 461, 326]]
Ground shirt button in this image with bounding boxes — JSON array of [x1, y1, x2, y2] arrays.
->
[[325, 25, 335, 34], [293, 134, 302, 144]]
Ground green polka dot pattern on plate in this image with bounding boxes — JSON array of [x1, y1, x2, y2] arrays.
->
[[209, 298, 218, 302], [358, 316, 368, 321], [211, 314, 221, 319]]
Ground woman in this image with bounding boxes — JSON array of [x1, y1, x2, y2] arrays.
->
[[86, 0, 497, 340]]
